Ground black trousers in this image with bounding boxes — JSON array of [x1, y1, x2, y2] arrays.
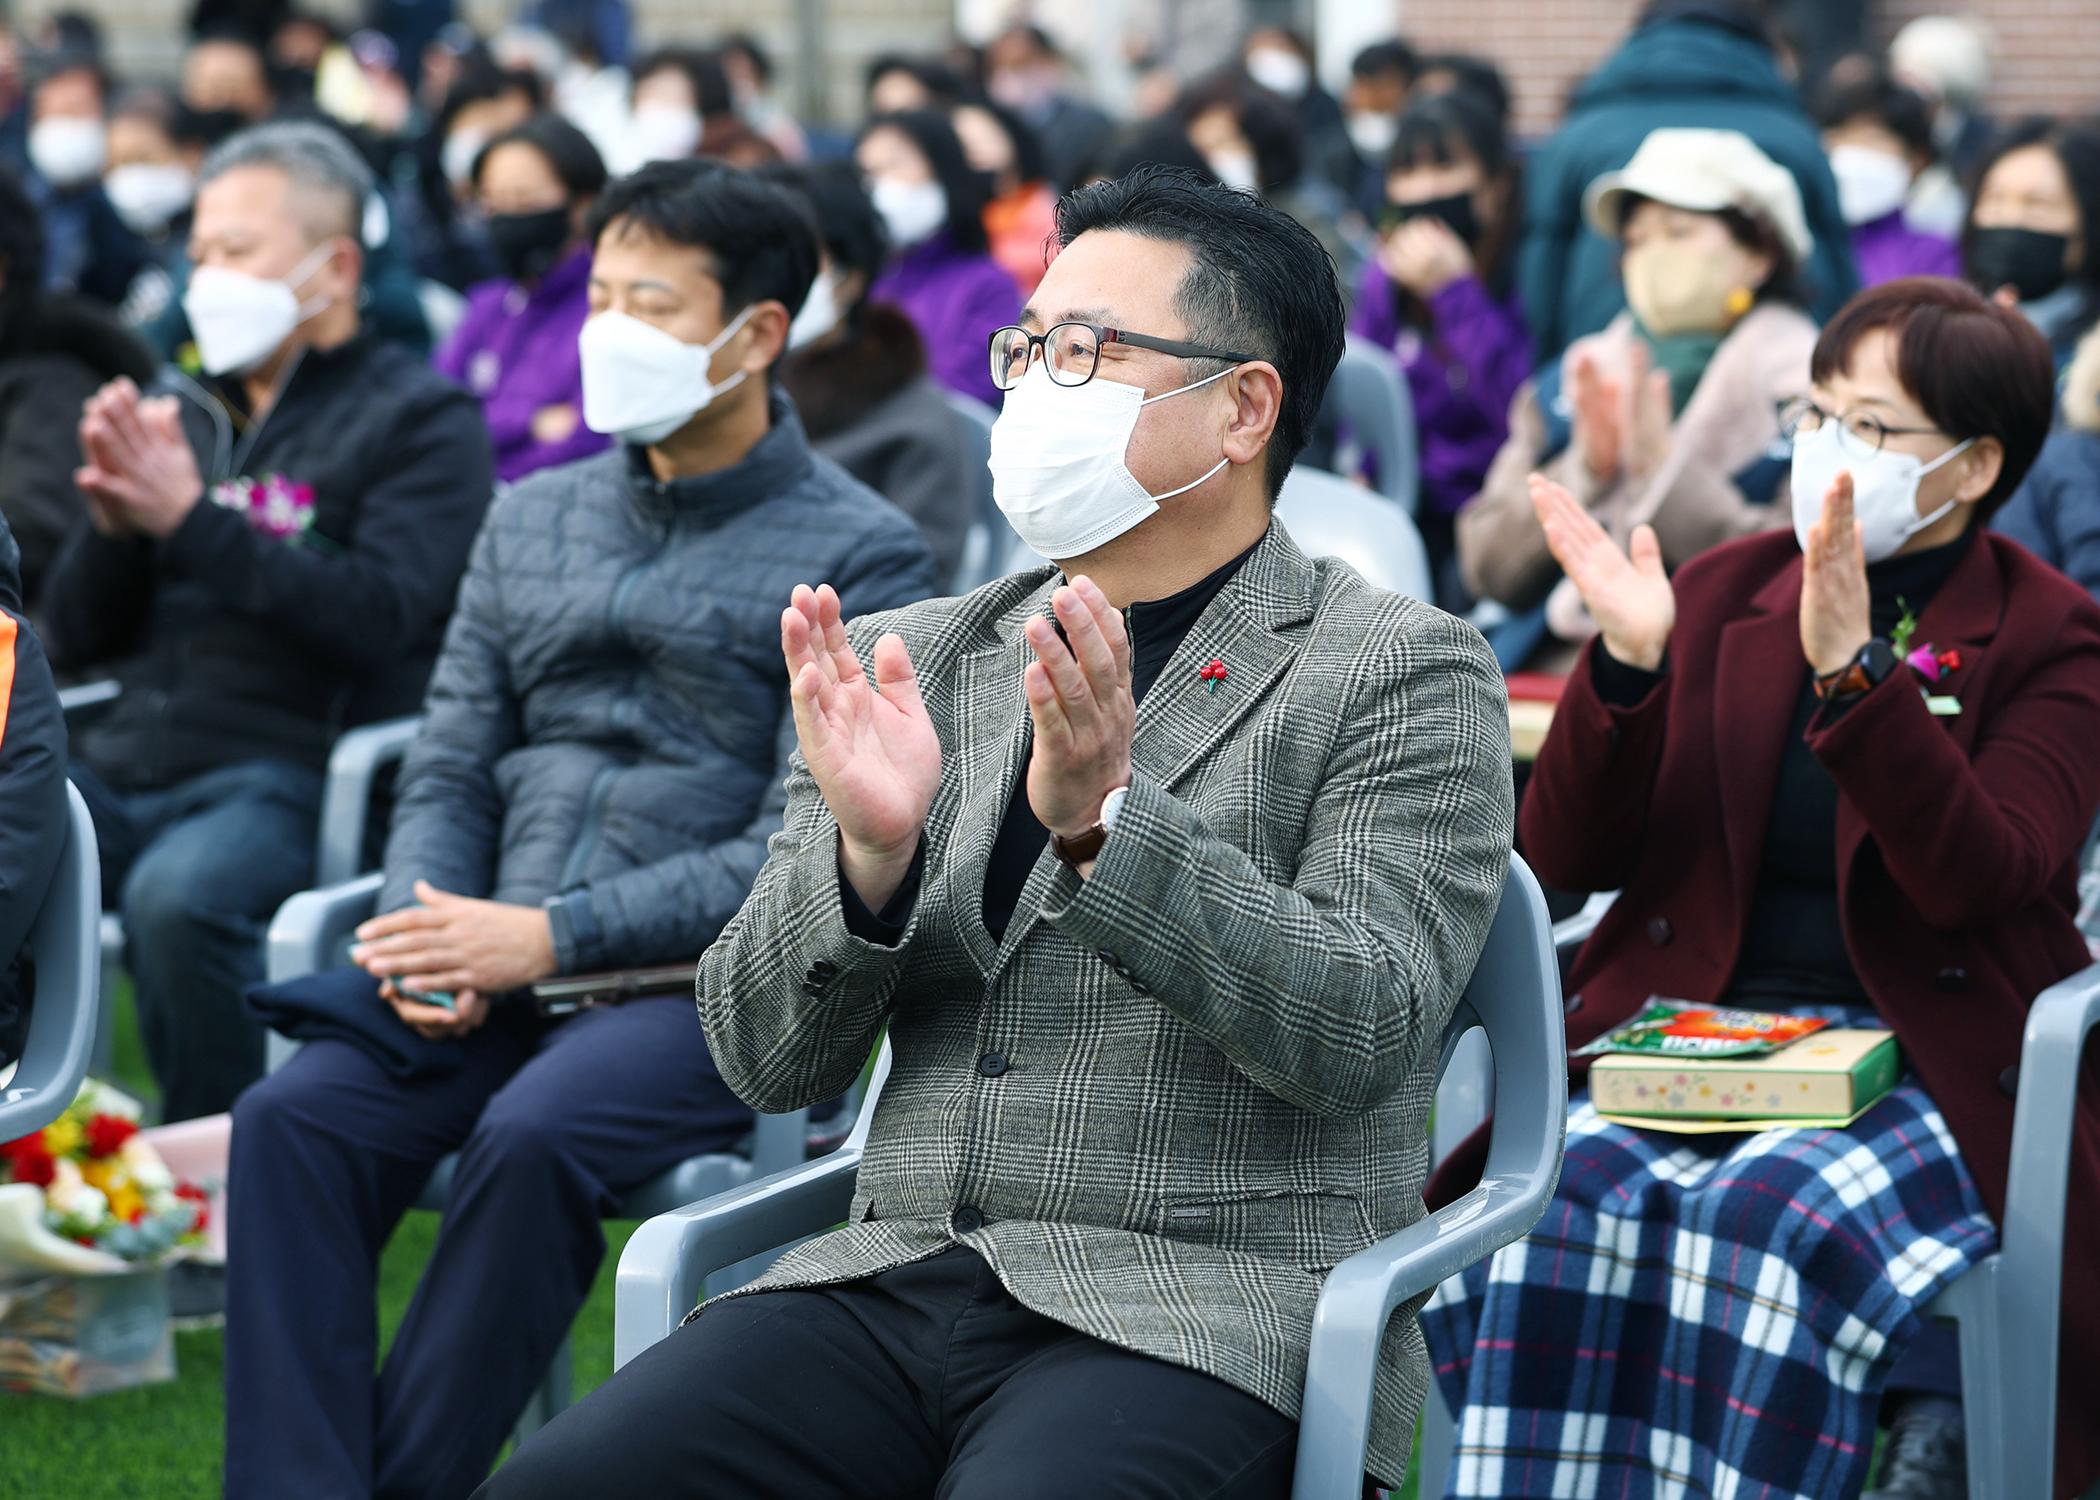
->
[[477, 1246, 1302, 1500]]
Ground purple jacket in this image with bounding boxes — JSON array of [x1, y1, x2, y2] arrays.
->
[[1850, 211, 1962, 289], [869, 233, 1021, 408], [433, 245, 609, 484], [1351, 265, 1534, 516]]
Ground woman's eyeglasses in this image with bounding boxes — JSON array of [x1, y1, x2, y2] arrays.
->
[[1777, 396, 1955, 455]]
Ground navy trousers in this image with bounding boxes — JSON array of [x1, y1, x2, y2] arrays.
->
[[72, 757, 325, 1121], [224, 996, 753, 1500]]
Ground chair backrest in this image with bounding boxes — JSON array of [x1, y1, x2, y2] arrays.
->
[[315, 716, 425, 887], [1317, 336, 1419, 515], [939, 388, 1026, 596], [1274, 467, 1433, 603], [0, 783, 102, 1139]]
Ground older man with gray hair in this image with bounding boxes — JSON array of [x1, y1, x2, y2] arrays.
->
[[44, 119, 494, 1121]]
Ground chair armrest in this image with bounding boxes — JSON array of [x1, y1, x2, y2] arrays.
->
[[612, 1146, 861, 1370], [611, 1038, 893, 1370], [1551, 890, 1618, 962], [266, 874, 384, 983], [316, 716, 423, 886], [0, 785, 100, 1139]]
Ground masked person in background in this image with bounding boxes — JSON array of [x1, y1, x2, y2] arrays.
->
[[984, 24, 1111, 194], [43, 121, 493, 1123], [952, 97, 1058, 296], [1458, 128, 1815, 676], [1963, 119, 2100, 371], [1817, 69, 1959, 288], [1429, 277, 2100, 1500], [225, 159, 936, 1500], [434, 114, 609, 483], [408, 59, 541, 290], [1350, 91, 1530, 604], [1340, 39, 1418, 218], [23, 46, 153, 308], [858, 108, 1020, 407], [772, 159, 981, 583]]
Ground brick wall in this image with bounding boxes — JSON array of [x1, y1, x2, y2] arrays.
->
[[1395, 0, 2100, 143]]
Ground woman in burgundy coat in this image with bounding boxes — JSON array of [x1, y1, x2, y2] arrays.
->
[[1424, 279, 2100, 1500]]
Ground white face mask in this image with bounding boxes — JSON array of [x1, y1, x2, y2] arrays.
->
[[29, 115, 108, 187], [629, 103, 702, 164], [182, 240, 339, 376], [1345, 111, 1398, 160], [578, 304, 755, 447], [988, 362, 1235, 559], [871, 177, 947, 249], [1205, 149, 1260, 194], [1829, 144, 1913, 227], [104, 162, 195, 235], [441, 128, 487, 189], [786, 270, 841, 351], [1789, 419, 1975, 563], [1245, 47, 1311, 100]]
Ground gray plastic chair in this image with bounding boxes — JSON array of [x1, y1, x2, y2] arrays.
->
[[612, 854, 1567, 1500], [938, 388, 1031, 597], [1275, 466, 1433, 604], [261, 873, 814, 1439], [314, 715, 423, 887], [0, 783, 102, 1139], [1435, 889, 2100, 1500], [1316, 335, 1419, 516]]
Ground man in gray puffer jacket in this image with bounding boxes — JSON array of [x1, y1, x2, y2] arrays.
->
[[223, 161, 939, 1500]]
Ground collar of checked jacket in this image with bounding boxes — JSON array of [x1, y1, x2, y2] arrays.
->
[[934, 519, 1322, 971]]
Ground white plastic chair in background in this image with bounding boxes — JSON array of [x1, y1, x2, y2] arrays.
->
[[1314, 336, 1419, 516], [1275, 466, 1433, 604]]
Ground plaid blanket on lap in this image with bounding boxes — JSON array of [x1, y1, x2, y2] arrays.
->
[[1421, 1075, 1996, 1499]]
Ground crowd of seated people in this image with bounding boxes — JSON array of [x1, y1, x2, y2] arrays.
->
[[2, 1, 2100, 1497]]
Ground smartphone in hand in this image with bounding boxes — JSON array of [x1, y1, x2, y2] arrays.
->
[[400, 987, 457, 1012]]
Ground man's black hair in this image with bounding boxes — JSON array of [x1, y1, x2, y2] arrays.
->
[[586, 159, 821, 323], [438, 59, 543, 133], [863, 54, 964, 107], [1412, 53, 1510, 132], [862, 109, 991, 254], [477, 112, 609, 200], [1814, 70, 1935, 158], [1350, 40, 1418, 83], [762, 159, 888, 282], [1054, 164, 1345, 502]]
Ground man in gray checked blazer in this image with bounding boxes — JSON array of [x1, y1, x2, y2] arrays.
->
[[485, 167, 1513, 1500]]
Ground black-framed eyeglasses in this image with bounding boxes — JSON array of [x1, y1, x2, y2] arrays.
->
[[988, 321, 1261, 393], [1777, 397, 1955, 455]]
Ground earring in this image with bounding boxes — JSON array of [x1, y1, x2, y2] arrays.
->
[[1725, 286, 1755, 318]]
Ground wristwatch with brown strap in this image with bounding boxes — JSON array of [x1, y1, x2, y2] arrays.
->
[[1816, 637, 1899, 703], [1051, 786, 1130, 869]]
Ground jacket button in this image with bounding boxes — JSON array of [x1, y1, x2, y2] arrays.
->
[[1099, 951, 1119, 969], [1646, 918, 1673, 947], [952, 1206, 984, 1234], [978, 1051, 1008, 1077], [1935, 967, 1968, 993], [808, 959, 837, 983], [1998, 1064, 2019, 1099], [800, 980, 823, 997]]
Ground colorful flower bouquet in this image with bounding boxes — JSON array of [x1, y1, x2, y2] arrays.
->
[[0, 1083, 206, 1395], [0, 1080, 208, 1277], [209, 470, 316, 541]]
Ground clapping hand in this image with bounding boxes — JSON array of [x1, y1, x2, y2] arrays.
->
[[349, 880, 557, 1040], [1531, 474, 1675, 671], [782, 583, 942, 909], [75, 377, 204, 538], [1568, 346, 1672, 485], [1024, 576, 1134, 875], [1379, 215, 1474, 298], [1799, 469, 1871, 676]]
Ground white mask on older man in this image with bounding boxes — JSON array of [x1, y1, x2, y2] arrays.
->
[[182, 240, 339, 376]]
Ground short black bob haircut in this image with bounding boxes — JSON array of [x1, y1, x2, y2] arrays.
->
[[1811, 276, 2055, 519], [585, 159, 821, 324], [859, 109, 990, 255], [1053, 164, 1345, 502], [474, 113, 608, 201], [1814, 70, 1934, 158]]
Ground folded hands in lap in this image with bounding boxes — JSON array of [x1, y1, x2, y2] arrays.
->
[[349, 880, 556, 1040]]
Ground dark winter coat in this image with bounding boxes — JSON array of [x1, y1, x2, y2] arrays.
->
[[41, 332, 494, 789], [376, 394, 940, 972]]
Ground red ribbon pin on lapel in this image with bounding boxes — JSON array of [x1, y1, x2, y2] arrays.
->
[[1199, 659, 1227, 694]]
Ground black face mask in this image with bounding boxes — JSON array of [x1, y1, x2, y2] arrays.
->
[[1385, 191, 1481, 247], [1966, 226, 2072, 303], [487, 207, 573, 284]]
